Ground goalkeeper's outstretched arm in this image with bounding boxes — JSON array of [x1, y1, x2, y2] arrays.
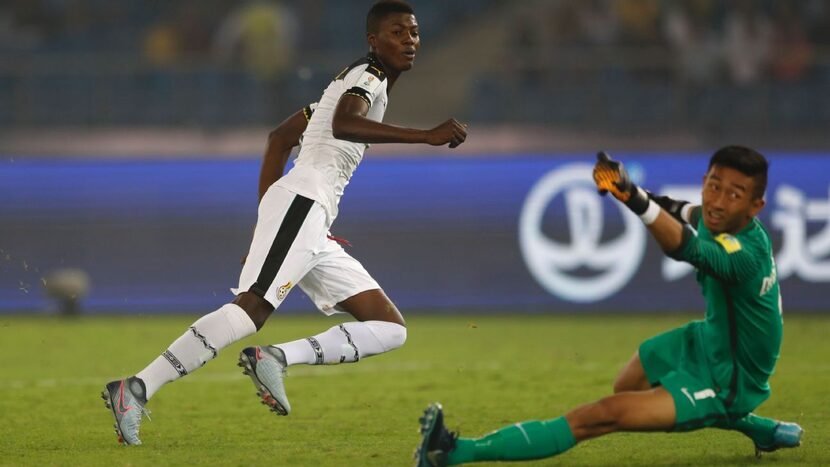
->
[[592, 152, 690, 255], [592, 152, 758, 283]]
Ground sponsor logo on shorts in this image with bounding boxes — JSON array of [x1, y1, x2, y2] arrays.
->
[[681, 387, 717, 407], [277, 281, 292, 301]]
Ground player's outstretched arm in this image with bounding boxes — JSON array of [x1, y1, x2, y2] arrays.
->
[[259, 107, 310, 201], [331, 94, 467, 148], [592, 152, 687, 254], [592, 152, 757, 282]]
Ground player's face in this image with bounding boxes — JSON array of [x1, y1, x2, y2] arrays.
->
[[368, 13, 420, 73], [701, 164, 765, 235]]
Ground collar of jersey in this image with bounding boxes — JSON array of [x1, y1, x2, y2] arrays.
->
[[366, 52, 389, 77]]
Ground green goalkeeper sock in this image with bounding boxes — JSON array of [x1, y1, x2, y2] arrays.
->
[[715, 413, 778, 446], [447, 416, 576, 464]]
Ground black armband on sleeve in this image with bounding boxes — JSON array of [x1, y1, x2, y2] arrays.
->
[[647, 191, 690, 224], [302, 104, 315, 121], [667, 224, 695, 260], [343, 87, 371, 106]]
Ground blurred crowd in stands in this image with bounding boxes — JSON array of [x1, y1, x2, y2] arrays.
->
[[0, 0, 490, 79], [0, 0, 828, 130], [512, 0, 830, 86]]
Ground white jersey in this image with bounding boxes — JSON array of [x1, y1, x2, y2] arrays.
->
[[276, 53, 389, 225]]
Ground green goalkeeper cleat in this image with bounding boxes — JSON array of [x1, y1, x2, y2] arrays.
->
[[754, 422, 803, 458], [415, 403, 457, 467], [101, 377, 150, 446], [239, 346, 291, 416]]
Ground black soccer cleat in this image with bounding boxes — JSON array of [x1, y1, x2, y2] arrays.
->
[[414, 403, 458, 467]]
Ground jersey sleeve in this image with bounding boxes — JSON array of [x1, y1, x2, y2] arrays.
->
[[674, 230, 760, 283], [343, 64, 386, 107]]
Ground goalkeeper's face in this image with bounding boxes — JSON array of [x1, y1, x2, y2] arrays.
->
[[701, 164, 765, 235]]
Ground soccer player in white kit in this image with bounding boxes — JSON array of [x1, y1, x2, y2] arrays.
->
[[102, 0, 468, 445]]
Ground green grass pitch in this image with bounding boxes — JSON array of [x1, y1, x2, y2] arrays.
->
[[1, 313, 827, 466]]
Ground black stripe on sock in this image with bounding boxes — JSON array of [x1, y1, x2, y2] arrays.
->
[[249, 194, 314, 298], [189, 326, 217, 360], [307, 337, 324, 364], [338, 324, 360, 363], [162, 350, 187, 376]]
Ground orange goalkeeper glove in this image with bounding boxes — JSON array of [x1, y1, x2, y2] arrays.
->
[[592, 151, 650, 215]]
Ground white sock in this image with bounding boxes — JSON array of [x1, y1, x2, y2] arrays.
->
[[275, 321, 407, 365], [136, 303, 256, 399]]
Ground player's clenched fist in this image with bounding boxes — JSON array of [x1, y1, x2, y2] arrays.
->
[[426, 119, 468, 148], [592, 151, 650, 215]]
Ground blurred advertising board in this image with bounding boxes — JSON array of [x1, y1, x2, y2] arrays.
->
[[1, 154, 827, 313]]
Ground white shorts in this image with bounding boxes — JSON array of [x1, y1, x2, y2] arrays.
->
[[232, 185, 380, 315]]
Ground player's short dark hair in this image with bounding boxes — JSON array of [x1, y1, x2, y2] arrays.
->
[[367, 0, 414, 34], [708, 145, 768, 199]]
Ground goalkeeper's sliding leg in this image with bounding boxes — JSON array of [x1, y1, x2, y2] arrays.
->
[[416, 345, 802, 466], [416, 388, 676, 466]]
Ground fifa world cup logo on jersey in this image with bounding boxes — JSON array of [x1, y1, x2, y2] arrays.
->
[[518, 163, 646, 303]]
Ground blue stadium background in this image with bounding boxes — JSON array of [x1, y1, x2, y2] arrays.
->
[[2, 0, 830, 315]]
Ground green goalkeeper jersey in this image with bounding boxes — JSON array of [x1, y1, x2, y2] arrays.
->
[[676, 211, 783, 415]]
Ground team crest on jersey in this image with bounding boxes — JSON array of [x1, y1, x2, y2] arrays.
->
[[277, 281, 292, 301], [714, 233, 742, 254]]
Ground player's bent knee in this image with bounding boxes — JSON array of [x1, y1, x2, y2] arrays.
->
[[232, 291, 274, 330], [366, 321, 407, 351]]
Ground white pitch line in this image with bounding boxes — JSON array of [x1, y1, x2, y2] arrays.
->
[[0, 361, 502, 390]]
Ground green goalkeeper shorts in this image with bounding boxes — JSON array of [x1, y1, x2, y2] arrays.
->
[[639, 321, 733, 432]]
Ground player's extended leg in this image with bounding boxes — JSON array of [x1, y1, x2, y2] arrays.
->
[[103, 188, 317, 444], [416, 388, 675, 466], [103, 301, 259, 444]]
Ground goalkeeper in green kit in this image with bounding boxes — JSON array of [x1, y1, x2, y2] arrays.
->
[[415, 146, 803, 466]]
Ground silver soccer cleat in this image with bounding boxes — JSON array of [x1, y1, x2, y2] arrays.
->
[[101, 377, 150, 445], [238, 346, 291, 416]]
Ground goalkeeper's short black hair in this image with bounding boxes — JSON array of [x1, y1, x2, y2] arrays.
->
[[709, 146, 768, 199], [367, 0, 415, 34]]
